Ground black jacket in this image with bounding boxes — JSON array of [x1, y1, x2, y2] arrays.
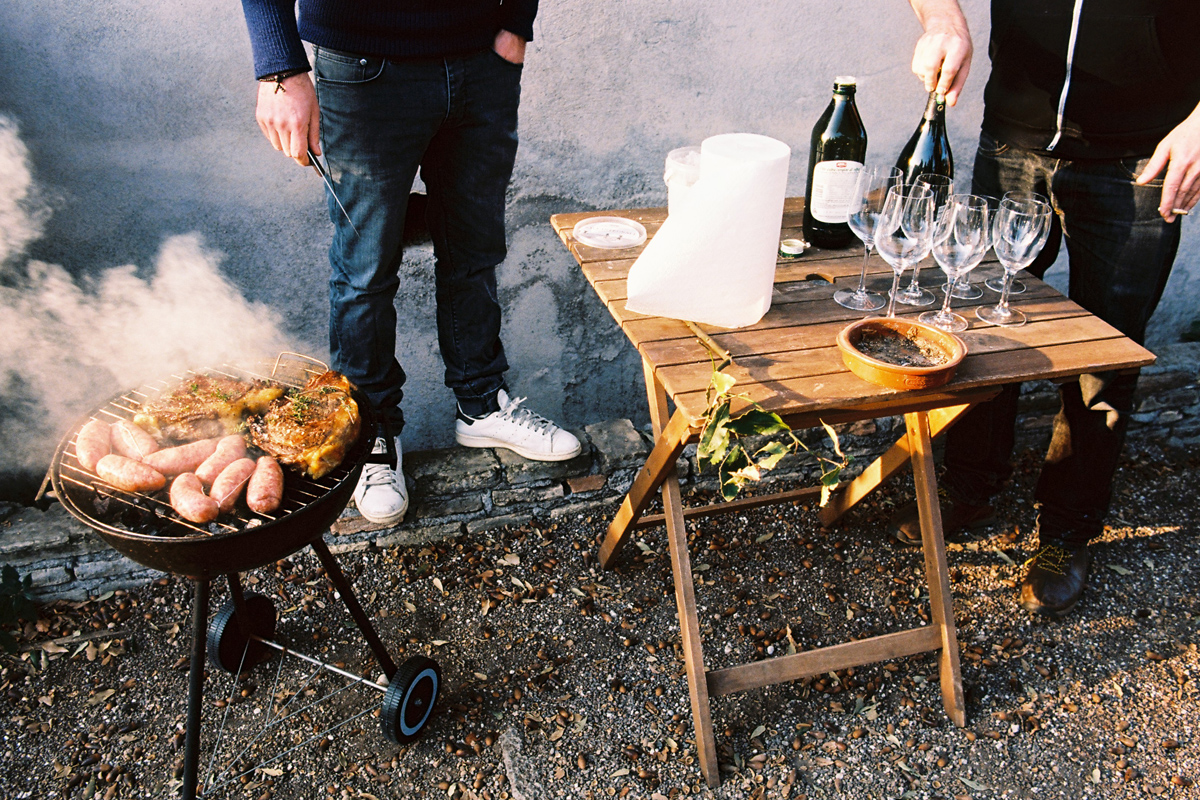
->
[[984, 0, 1200, 158]]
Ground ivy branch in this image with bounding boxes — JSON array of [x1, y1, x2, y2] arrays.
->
[[696, 353, 849, 504]]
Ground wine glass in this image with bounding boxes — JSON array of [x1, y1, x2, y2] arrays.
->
[[837, 165, 903, 311], [894, 173, 952, 307], [875, 184, 935, 318], [977, 197, 1053, 327], [944, 193, 997, 299], [984, 191, 1051, 294], [919, 194, 990, 332]]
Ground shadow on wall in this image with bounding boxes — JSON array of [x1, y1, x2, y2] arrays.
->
[[0, 116, 295, 504]]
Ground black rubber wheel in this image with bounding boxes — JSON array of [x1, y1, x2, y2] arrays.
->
[[206, 592, 277, 674], [381, 656, 441, 744]]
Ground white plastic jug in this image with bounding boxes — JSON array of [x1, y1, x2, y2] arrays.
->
[[626, 133, 791, 329], [664, 145, 702, 215]]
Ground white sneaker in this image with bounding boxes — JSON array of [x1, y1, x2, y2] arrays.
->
[[455, 389, 582, 462], [352, 436, 409, 525]]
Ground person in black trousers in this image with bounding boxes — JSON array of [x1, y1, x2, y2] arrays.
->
[[900, 0, 1200, 616]]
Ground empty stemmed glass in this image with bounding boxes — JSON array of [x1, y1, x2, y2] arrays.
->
[[875, 183, 935, 318], [894, 173, 952, 307], [977, 197, 1052, 327], [919, 194, 990, 332], [944, 193, 997, 299], [984, 191, 1050, 294], [837, 165, 903, 311]]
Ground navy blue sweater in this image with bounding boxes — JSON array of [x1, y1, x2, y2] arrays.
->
[[242, 0, 539, 79]]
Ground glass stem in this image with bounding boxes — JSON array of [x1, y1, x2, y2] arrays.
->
[[885, 271, 902, 317], [939, 275, 955, 317], [856, 245, 872, 294], [906, 259, 922, 290], [996, 272, 1014, 314]]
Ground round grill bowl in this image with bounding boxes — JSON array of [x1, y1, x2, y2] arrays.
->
[[50, 375, 375, 580]]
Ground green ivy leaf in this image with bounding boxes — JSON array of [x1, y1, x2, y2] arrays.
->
[[725, 408, 790, 437], [753, 440, 791, 472], [698, 401, 732, 464], [718, 447, 751, 501]]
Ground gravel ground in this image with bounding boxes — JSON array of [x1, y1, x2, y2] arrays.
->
[[2, 440, 1198, 800]]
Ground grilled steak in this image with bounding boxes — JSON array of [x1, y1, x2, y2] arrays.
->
[[135, 375, 284, 441], [245, 371, 361, 479]]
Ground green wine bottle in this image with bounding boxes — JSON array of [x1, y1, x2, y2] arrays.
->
[[895, 90, 953, 185], [803, 76, 867, 249]]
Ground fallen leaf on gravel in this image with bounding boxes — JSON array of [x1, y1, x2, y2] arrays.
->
[[86, 689, 115, 706], [1107, 564, 1132, 575], [610, 768, 629, 777], [431, 640, 448, 646], [259, 768, 284, 777], [404, 601, 416, 613], [432, 577, 444, 593], [473, 672, 487, 681], [960, 776, 988, 791], [995, 550, 1017, 566], [41, 642, 67, 654], [751, 724, 766, 739], [501, 553, 520, 566]]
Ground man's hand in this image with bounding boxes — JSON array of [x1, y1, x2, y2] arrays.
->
[[493, 30, 526, 64], [255, 72, 320, 166], [1137, 103, 1200, 222], [909, 0, 973, 106]]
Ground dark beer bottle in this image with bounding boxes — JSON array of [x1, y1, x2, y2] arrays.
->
[[803, 76, 867, 249], [895, 90, 953, 185]]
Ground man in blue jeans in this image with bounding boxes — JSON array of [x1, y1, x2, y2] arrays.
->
[[899, 0, 1200, 616], [240, 1, 580, 526]]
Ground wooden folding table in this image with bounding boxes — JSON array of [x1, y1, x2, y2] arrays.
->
[[551, 199, 1155, 786]]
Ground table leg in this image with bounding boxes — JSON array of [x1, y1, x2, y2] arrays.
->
[[905, 411, 966, 726], [598, 382, 697, 569], [638, 361, 720, 786], [818, 403, 974, 527]]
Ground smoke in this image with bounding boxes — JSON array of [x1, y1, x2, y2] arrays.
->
[[0, 116, 46, 266], [0, 115, 295, 499]]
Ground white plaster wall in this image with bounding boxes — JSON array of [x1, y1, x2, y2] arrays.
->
[[0, 0, 1195, 456]]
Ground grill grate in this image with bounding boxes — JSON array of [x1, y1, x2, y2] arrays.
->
[[54, 357, 364, 542]]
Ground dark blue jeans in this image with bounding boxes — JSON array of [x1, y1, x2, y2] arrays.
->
[[314, 46, 522, 430], [942, 132, 1181, 544]]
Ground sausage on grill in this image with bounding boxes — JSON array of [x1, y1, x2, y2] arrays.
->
[[246, 456, 284, 514], [96, 454, 167, 493], [110, 420, 160, 461], [169, 473, 219, 524], [75, 419, 112, 472], [211, 457, 257, 513], [142, 438, 219, 477], [196, 434, 248, 488]]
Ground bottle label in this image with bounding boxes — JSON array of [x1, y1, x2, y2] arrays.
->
[[810, 160, 863, 223]]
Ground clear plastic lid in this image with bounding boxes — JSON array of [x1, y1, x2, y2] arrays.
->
[[572, 216, 648, 249]]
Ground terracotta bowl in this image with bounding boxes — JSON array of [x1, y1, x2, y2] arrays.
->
[[836, 317, 967, 391]]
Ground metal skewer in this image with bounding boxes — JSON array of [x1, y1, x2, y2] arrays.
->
[[307, 149, 359, 236]]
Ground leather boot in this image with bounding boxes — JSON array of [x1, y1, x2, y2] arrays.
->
[[1018, 541, 1091, 617], [889, 492, 996, 547]]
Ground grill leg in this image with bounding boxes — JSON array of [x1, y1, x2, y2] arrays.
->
[[182, 578, 210, 800], [225, 573, 253, 639], [310, 537, 397, 680]]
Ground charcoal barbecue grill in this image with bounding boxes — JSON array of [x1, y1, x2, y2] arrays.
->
[[38, 355, 440, 799]]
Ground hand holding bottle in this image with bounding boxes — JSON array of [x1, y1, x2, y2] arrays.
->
[[909, 0, 973, 106]]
